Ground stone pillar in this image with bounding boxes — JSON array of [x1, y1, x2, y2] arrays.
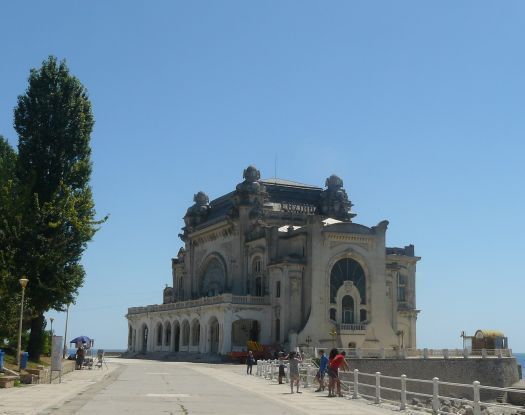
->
[[221, 311, 233, 354], [288, 266, 303, 332]]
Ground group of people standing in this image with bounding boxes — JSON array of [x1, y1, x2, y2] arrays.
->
[[246, 347, 350, 396], [315, 348, 349, 397]]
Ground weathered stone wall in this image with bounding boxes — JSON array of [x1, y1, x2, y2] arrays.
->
[[340, 358, 520, 401]]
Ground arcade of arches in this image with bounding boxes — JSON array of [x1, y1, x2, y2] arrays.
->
[[128, 315, 262, 355]]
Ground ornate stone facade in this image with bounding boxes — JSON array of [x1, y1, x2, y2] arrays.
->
[[126, 166, 420, 355]]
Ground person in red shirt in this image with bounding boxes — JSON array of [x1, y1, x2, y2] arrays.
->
[[328, 349, 349, 397]]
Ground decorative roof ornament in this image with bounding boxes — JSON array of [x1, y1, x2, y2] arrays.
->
[[183, 190, 210, 229], [236, 165, 263, 193], [325, 174, 344, 191], [234, 164, 268, 218], [319, 174, 355, 221]]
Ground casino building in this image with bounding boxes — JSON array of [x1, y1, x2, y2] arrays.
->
[[126, 165, 420, 355]]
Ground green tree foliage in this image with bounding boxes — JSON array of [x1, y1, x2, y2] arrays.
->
[[0, 136, 24, 342], [13, 56, 104, 360]]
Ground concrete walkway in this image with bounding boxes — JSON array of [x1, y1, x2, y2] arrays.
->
[[0, 358, 410, 415], [0, 361, 120, 415]]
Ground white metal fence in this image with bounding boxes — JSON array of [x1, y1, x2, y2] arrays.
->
[[255, 359, 525, 414], [309, 347, 514, 359]]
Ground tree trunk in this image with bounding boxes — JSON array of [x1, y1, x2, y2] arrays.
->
[[27, 314, 45, 362]]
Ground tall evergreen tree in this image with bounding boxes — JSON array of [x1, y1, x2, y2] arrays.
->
[[13, 57, 103, 360], [0, 136, 23, 341]]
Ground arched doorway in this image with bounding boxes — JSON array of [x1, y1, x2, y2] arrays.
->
[[173, 321, 180, 352], [164, 322, 172, 349], [191, 319, 200, 348], [209, 317, 219, 353], [155, 322, 163, 349], [232, 319, 260, 347], [182, 320, 190, 350], [141, 324, 149, 354]]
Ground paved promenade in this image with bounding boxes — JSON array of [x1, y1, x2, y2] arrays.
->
[[0, 358, 406, 415]]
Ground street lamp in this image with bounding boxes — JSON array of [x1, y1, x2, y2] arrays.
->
[[63, 303, 70, 358], [16, 277, 29, 370], [50, 317, 54, 337], [329, 329, 338, 348]]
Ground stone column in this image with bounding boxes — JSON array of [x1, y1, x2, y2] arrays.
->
[[221, 310, 233, 354]]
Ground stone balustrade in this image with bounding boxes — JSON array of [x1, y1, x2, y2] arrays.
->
[[127, 294, 270, 315]]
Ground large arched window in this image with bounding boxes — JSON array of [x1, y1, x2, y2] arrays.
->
[[342, 295, 355, 324], [330, 258, 366, 304], [201, 257, 226, 297]]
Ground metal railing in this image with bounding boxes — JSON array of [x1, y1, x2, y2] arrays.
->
[[313, 347, 513, 359], [338, 323, 367, 332], [254, 359, 525, 414]]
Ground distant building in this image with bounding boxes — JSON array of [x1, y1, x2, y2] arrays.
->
[[126, 165, 420, 355]]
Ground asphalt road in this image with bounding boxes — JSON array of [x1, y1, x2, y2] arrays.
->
[[41, 359, 397, 415]]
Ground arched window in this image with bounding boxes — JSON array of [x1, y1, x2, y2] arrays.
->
[[342, 295, 355, 324], [330, 258, 366, 304], [397, 273, 407, 302], [255, 277, 262, 297], [252, 257, 262, 274], [202, 257, 226, 297], [178, 276, 184, 300]]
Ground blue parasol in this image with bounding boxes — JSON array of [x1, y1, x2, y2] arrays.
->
[[70, 335, 92, 345]]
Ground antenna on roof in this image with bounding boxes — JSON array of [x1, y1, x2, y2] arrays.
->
[[274, 154, 277, 180]]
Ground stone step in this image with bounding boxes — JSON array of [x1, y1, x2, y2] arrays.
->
[[0, 375, 19, 388]]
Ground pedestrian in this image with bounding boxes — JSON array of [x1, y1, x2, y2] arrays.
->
[[278, 351, 286, 384], [287, 351, 302, 394], [75, 345, 85, 370], [327, 348, 338, 397], [246, 351, 255, 375], [329, 349, 349, 397], [315, 349, 328, 392]]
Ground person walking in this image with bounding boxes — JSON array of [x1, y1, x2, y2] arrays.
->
[[278, 351, 286, 384], [327, 348, 338, 397], [288, 351, 302, 394], [315, 349, 329, 392], [246, 351, 255, 375], [329, 349, 349, 397]]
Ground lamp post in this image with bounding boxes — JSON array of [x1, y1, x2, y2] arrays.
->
[[50, 317, 54, 337], [16, 277, 29, 370], [63, 303, 70, 358], [329, 329, 338, 348]]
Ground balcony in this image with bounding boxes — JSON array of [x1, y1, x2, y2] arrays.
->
[[338, 323, 367, 333], [127, 294, 270, 316]]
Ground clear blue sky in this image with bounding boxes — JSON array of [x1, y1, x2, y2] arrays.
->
[[1, 1, 523, 351]]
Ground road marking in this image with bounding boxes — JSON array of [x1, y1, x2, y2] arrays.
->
[[146, 393, 190, 398], [145, 372, 169, 375]]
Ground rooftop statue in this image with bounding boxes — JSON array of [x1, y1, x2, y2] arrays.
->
[[319, 174, 355, 221], [184, 191, 210, 228], [236, 165, 263, 194]]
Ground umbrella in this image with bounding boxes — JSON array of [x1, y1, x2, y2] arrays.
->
[[70, 335, 91, 345]]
